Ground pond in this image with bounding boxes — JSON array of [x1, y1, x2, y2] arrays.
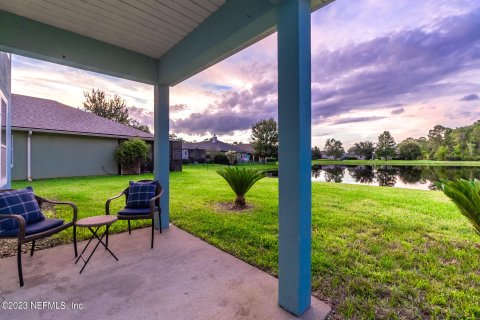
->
[[267, 165, 480, 190]]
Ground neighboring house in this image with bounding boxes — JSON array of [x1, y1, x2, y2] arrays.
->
[[345, 152, 366, 160], [181, 146, 206, 164], [321, 151, 346, 160], [235, 143, 254, 162], [6, 94, 153, 180], [182, 135, 253, 164]]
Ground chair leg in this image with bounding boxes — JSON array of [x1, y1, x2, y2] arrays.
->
[[128, 220, 131, 234], [17, 243, 24, 287], [106, 226, 109, 249], [73, 225, 78, 258], [151, 218, 154, 249], [30, 240, 35, 257]]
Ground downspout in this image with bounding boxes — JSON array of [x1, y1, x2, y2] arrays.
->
[[27, 131, 32, 181]]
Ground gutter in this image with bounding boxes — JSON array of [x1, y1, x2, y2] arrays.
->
[[12, 127, 154, 141], [27, 130, 32, 181]]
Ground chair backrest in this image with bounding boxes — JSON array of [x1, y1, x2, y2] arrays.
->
[[0, 188, 44, 206], [124, 180, 163, 208], [0, 188, 46, 231], [1, 190, 53, 213]]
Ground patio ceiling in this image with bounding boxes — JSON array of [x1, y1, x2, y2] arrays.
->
[[0, 0, 333, 84], [0, 0, 226, 59]]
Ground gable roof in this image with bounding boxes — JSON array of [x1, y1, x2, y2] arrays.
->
[[183, 139, 253, 154], [9, 94, 153, 140], [235, 143, 254, 154]]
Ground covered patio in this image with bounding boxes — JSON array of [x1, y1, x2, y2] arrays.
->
[[0, 0, 334, 317], [0, 226, 330, 319]]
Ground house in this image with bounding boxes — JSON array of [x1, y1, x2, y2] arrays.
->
[[182, 135, 253, 164], [235, 143, 255, 162], [181, 146, 206, 164], [6, 94, 153, 180]]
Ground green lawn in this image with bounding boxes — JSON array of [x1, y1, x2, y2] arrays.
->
[[11, 165, 480, 319], [313, 159, 480, 166]]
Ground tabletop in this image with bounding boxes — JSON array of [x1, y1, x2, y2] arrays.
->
[[76, 215, 118, 228]]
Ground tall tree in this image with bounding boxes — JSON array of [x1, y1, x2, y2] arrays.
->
[[169, 133, 185, 142], [129, 119, 151, 134], [324, 138, 345, 160], [83, 89, 151, 133], [428, 125, 447, 149], [376, 131, 397, 159], [398, 141, 422, 160], [349, 141, 375, 159], [312, 146, 322, 160], [83, 89, 130, 125], [250, 118, 278, 159]]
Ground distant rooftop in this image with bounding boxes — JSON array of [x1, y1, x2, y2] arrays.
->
[[183, 137, 252, 153], [9, 94, 153, 140]]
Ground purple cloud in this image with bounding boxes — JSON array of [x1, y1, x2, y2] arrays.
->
[[460, 93, 479, 101], [311, 10, 480, 120], [171, 80, 278, 135], [173, 9, 480, 136], [170, 104, 188, 112], [391, 107, 405, 115], [333, 116, 386, 125], [128, 106, 154, 128]]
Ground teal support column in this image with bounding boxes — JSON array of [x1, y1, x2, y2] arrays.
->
[[154, 84, 170, 230], [277, 0, 312, 316]]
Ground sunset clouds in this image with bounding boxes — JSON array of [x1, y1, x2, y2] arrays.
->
[[11, 0, 480, 147]]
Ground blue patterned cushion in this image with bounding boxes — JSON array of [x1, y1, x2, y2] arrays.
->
[[126, 181, 157, 208], [0, 219, 64, 237], [118, 207, 158, 215], [0, 187, 45, 232]]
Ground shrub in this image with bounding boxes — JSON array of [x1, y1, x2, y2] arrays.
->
[[115, 138, 149, 166], [217, 167, 266, 209], [213, 153, 229, 165], [225, 151, 237, 165], [436, 179, 480, 236]]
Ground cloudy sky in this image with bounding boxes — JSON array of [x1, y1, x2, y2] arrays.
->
[[11, 0, 480, 148]]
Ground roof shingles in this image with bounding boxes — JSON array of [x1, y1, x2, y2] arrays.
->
[[10, 94, 152, 139]]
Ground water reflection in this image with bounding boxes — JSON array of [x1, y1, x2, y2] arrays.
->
[[309, 165, 480, 190]]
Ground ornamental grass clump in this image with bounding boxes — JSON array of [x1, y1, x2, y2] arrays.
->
[[436, 179, 480, 236], [217, 167, 266, 209]]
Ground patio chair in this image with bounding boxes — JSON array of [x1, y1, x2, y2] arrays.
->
[[0, 187, 78, 287], [105, 180, 163, 249]]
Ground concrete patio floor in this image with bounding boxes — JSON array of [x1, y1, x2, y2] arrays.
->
[[0, 225, 330, 320]]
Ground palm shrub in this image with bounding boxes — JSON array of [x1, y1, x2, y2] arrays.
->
[[436, 179, 480, 236], [217, 167, 266, 209]]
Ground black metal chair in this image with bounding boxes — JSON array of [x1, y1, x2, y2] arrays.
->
[[0, 190, 78, 287], [105, 180, 163, 249]]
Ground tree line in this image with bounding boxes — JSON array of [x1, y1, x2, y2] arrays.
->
[[312, 120, 480, 161]]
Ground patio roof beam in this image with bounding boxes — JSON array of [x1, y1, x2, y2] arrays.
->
[[0, 10, 158, 84], [157, 0, 276, 85], [157, 0, 332, 85]]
